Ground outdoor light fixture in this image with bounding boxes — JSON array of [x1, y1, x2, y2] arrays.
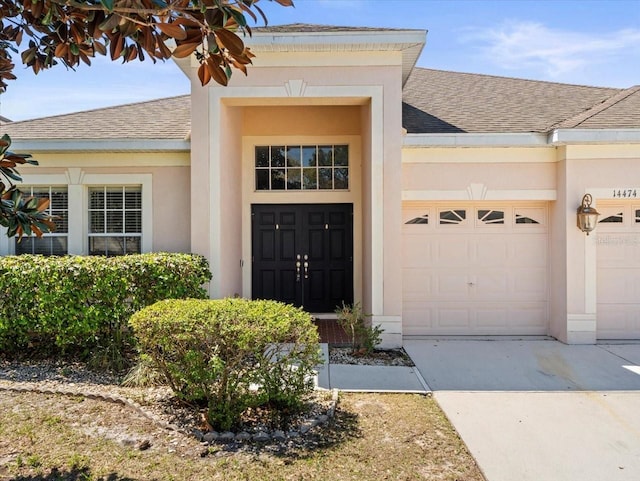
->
[[577, 193, 600, 235]]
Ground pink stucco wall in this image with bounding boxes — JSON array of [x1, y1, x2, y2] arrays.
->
[[243, 106, 362, 136]]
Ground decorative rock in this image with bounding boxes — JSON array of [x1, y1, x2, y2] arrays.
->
[[299, 423, 312, 434], [218, 431, 236, 443], [316, 414, 329, 424], [272, 430, 286, 442], [253, 431, 270, 443], [287, 430, 300, 439], [235, 431, 251, 442], [191, 429, 204, 442], [203, 431, 218, 443]]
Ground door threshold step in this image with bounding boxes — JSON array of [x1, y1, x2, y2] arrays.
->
[[312, 313, 339, 320]]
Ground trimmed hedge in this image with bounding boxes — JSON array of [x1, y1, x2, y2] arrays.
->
[[130, 298, 321, 431], [0, 253, 211, 359]]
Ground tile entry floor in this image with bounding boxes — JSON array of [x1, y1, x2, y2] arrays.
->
[[313, 319, 350, 345]]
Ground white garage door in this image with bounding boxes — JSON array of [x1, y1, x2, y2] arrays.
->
[[402, 203, 548, 335], [597, 202, 640, 339]]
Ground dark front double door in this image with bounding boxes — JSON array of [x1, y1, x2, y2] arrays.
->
[[252, 203, 353, 312]]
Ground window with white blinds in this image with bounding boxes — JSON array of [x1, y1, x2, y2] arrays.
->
[[15, 186, 69, 256], [88, 186, 142, 256]]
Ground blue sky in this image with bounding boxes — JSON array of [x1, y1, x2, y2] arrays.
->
[[1, 0, 638, 121]]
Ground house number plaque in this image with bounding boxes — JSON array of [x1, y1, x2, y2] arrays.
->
[[611, 189, 638, 198]]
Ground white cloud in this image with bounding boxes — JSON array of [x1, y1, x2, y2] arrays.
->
[[463, 21, 640, 78]]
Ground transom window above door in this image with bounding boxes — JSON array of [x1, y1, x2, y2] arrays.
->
[[255, 145, 349, 191]]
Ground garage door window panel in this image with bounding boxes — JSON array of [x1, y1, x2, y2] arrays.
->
[[477, 209, 504, 225], [515, 208, 545, 226], [406, 213, 429, 224], [439, 210, 466, 225]]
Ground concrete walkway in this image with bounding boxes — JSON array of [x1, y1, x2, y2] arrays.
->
[[316, 344, 429, 393], [404, 339, 640, 481]]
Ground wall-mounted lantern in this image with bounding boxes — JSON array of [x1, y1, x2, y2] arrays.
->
[[577, 193, 600, 235]]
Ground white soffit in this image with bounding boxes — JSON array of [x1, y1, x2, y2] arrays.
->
[[549, 129, 640, 145], [247, 29, 426, 85]]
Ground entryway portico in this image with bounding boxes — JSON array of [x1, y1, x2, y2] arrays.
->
[[180, 26, 426, 347]]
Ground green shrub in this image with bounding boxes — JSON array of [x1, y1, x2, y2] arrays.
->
[[0, 253, 211, 365], [129, 298, 321, 431]]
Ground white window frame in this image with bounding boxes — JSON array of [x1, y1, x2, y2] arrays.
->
[[254, 144, 350, 192], [87, 185, 143, 256], [0, 172, 152, 256], [0, 173, 68, 256], [83, 174, 152, 255], [13, 184, 70, 256]]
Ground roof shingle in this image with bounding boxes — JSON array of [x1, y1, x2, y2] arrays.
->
[[3, 68, 638, 142], [2, 95, 190, 140], [402, 68, 625, 134], [554, 86, 640, 129]]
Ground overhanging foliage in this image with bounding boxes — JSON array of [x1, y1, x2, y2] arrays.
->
[[0, 0, 294, 91]]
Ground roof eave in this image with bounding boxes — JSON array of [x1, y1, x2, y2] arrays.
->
[[9, 139, 191, 153], [549, 129, 640, 145], [403, 132, 549, 148], [248, 29, 427, 85]]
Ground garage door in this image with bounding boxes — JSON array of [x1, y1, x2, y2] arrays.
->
[[402, 203, 548, 335], [597, 202, 640, 339]]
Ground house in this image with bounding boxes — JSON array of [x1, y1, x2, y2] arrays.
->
[[2, 24, 640, 347]]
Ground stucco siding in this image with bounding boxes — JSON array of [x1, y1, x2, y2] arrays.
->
[[242, 106, 362, 136], [402, 160, 557, 194]]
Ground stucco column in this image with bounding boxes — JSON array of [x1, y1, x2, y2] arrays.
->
[[189, 79, 213, 290], [372, 78, 404, 349], [552, 153, 597, 344]]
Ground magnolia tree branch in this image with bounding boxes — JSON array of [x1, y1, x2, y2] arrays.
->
[[0, 0, 293, 238]]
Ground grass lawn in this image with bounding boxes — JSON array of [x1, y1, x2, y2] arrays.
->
[[0, 390, 484, 481]]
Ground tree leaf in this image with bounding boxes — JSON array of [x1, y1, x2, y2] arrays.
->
[[156, 22, 188, 41], [214, 28, 245, 56], [197, 63, 211, 86], [93, 40, 107, 56], [99, 14, 121, 33], [172, 42, 200, 58], [207, 58, 228, 86], [100, 0, 115, 13]]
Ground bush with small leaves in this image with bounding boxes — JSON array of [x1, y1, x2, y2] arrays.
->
[[0, 253, 211, 367], [129, 298, 321, 431]]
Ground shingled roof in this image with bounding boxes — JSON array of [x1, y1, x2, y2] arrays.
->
[[3, 68, 637, 144], [2, 95, 190, 140], [552, 86, 640, 129], [402, 68, 627, 134]]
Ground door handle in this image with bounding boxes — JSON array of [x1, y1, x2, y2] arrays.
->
[[296, 254, 301, 282], [303, 254, 309, 279]]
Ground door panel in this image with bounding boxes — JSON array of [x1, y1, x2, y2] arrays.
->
[[252, 204, 353, 312], [597, 203, 640, 339], [402, 203, 549, 335]]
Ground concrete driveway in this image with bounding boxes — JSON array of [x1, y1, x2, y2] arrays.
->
[[404, 339, 640, 481]]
